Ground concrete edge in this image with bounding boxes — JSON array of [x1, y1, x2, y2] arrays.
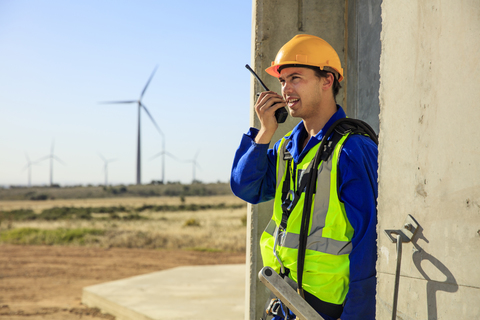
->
[[82, 286, 153, 320]]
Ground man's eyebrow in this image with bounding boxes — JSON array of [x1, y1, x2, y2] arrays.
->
[[278, 72, 302, 81]]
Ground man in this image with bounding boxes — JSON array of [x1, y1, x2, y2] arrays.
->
[[231, 34, 377, 320]]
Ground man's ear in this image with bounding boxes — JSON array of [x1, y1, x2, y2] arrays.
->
[[322, 73, 335, 91]]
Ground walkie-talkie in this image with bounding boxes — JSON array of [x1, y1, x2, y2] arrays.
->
[[245, 64, 288, 124]]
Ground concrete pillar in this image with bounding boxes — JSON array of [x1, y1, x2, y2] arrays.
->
[[346, 0, 382, 134], [377, 0, 480, 318], [247, 1, 346, 319]]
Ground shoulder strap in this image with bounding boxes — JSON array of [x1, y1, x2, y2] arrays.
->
[[321, 118, 378, 160]]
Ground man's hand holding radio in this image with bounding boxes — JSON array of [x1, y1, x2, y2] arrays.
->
[[254, 91, 287, 144]]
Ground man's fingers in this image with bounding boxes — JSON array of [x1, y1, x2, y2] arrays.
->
[[256, 92, 285, 113]]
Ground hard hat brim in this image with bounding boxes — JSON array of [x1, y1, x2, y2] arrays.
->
[[266, 62, 344, 82]]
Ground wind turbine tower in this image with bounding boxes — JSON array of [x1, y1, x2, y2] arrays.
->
[[23, 153, 39, 187], [38, 140, 65, 186], [101, 67, 164, 185], [98, 154, 116, 186], [151, 149, 179, 183], [187, 150, 201, 183]]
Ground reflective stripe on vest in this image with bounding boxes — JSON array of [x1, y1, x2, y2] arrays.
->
[[260, 132, 354, 305], [263, 219, 352, 255]]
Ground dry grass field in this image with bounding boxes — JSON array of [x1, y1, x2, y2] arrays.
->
[[0, 193, 248, 319], [0, 195, 248, 252]]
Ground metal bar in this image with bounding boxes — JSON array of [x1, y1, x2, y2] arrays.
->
[[392, 233, 402, 320], [258, 266, 324, 320]]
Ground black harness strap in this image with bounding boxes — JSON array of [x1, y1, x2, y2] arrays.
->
[[279, 154, 317, 232], [280, 151, 293, 230]]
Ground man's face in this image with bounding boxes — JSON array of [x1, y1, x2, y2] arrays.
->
[[278, 67, 324, 120]]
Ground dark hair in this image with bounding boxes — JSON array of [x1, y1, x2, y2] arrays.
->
[[313, 68, 342, 102], [278, 64, 342, 102]]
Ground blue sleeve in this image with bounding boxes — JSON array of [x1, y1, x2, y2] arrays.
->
[[337, 135, 378, 320], [230, 128, 278, 204]]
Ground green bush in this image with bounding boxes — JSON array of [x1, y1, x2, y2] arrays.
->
[[122, 213, 146, 221], [0, 209, 37, 221], [0, 227, 105, 245], [30, 194, 50, 201], [109, 213, 121, 220], [241, 214, 248, 226], [107, 186, 128, 194], [38, 207, 92, 220], [183, 218, 200, 227], [93, 206, 127, 213], [136, 203, 244, 213]]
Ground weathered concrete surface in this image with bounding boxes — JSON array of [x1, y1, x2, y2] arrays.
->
[[346, 0, 381, 133], [82, 264, 245, 320], [377, 273, 480, 319], [377, 0, 480, 318]]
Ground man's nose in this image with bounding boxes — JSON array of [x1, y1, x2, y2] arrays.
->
[[282, 81, 293, 95]]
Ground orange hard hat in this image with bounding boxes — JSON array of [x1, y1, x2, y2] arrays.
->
[[265, 34, 344, 82]]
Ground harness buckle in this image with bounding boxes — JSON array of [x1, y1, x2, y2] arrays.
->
[[273, 226, 287, 275], [286, 190, 295, 211], [282, 190, 295, 212], [266, 298, 282, 316]]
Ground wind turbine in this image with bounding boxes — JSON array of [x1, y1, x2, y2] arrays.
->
[[98, 153, 116, 186], [38, 140, 65, 186], [150, 150, 180, 183], [23, 153, 39, 187], [100, 66, 164, 185], [184, 150, 201, 183]]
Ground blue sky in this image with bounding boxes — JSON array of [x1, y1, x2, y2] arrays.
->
[[0, 0, 253, 186]]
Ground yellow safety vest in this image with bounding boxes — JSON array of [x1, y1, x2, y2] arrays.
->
[[260, 132, 354, 305]]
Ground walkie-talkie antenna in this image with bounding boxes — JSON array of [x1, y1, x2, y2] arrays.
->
[[245, 64, 288, 124], [245, 64, 270, 91]]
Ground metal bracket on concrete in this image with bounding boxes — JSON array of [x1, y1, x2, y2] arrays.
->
[[258, 266, 324, 320], [384, 214, 419, 243], [384, 214, 419, 320]]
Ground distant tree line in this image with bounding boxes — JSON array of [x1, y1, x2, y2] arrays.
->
[[0, 182, 233, 201]]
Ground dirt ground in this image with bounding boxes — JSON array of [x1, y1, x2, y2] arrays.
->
[[0, 244, 245, 320]]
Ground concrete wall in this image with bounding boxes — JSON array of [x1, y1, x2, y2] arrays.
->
[[377, 0, 480, 318], [346, 0, 382, 134]]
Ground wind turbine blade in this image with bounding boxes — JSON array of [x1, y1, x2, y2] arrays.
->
[[99, 100, 137, 104], [37, 155, 51, 162], [150, 151, 179, 161], [194, 150, 200, 160], [180, 158, 192, 164], [140, 66, 158, 101], [51, 140, 55, 155], [150, 152, 163, 160], [53, 156, 66, 165], [98, 153, 107, 161], [141, 104, 164, 136], [25, 153, 31, 162], [164, 151, 180, 161]]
